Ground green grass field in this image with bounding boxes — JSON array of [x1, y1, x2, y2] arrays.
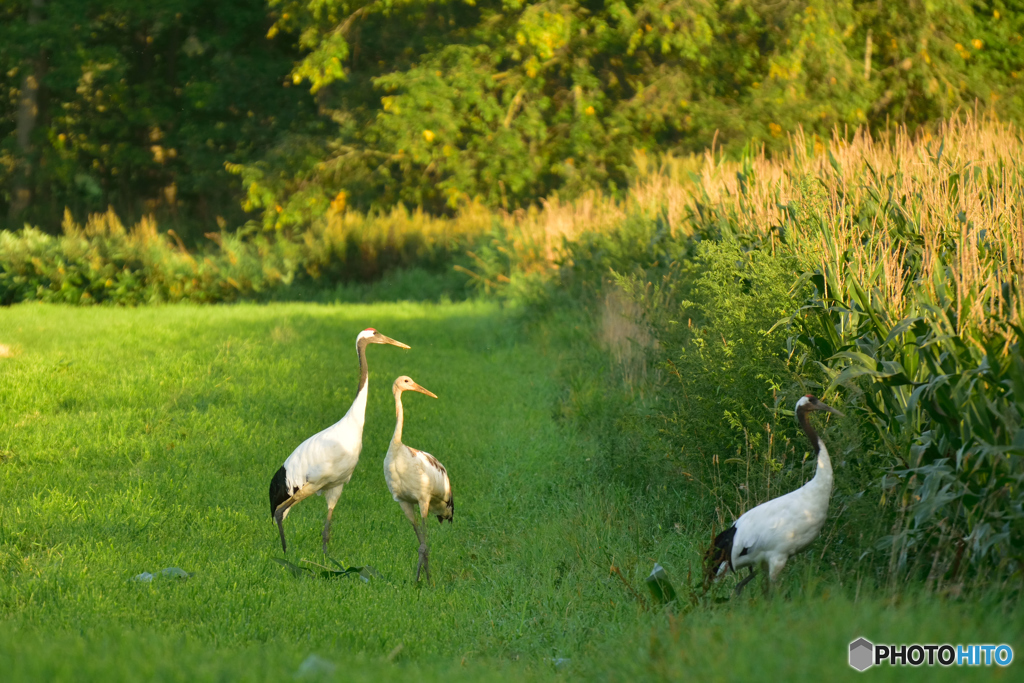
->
[[0, 302, 1020, 681]]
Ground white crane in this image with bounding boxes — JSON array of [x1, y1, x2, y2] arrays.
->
[[706, 394, 843, 594], [383, 376, 453, 582], [269, 328, 409, 553]]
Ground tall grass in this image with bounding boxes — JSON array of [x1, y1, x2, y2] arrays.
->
[[676, 117, 1024, 335]]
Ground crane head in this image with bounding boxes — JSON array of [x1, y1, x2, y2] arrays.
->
[[796, 394, 844, 416], [357, 328, 410, 349], [393, 375, 438, 399]]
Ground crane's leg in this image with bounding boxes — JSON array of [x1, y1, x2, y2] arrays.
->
[[765, 555, 787, 597], [734, 566, 756, 596], [273, 484, 316, 553], [274, 506, 289, 552], [399, 501, 427, 581], [767, 555, 788, 582], [321, 485, 344, 554], [419, 503, 431, 583]]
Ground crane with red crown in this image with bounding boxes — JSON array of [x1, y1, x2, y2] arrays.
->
[[705, 394, 844, 594], [268, 328, 409, 553]]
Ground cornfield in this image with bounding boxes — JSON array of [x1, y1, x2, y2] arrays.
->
[[590, 115, 1024, 587]]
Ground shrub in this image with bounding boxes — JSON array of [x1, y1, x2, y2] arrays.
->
[[0, 207, 484, 305]]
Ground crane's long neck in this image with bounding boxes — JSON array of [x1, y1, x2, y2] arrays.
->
[[346, 339, 371, 425], [798, 406, 833, 493], [392, 389, 405, 445]]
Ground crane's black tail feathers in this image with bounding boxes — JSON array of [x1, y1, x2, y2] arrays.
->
[[437, 492, 454, 524], [269, 466, 289, 518], [703, 524, 736, 586]]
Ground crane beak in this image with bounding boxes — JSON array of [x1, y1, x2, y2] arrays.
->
[[822, 404, 845, 417], [411, 382, 438, 399], [378, 334, 410, 349]]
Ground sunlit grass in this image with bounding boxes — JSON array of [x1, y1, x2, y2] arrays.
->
[[0, 302, 1020, 681]]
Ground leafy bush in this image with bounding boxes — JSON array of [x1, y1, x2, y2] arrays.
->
[[0, 207, 480, 304], [0, 210, 293, 304], [641, 242, 810, 510]]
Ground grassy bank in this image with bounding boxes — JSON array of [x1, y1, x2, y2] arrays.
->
[[0, 302, 1020, 680]]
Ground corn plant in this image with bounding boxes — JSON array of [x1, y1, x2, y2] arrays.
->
[[787, 235, 1024, 587]]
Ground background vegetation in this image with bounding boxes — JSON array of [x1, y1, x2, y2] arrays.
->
[[2, 2, 1024, 678], [4, 1, 1024, 232], [544, 116, 1024, 591], [3, 109, 1022, 591], [0, 0, 316, 237]]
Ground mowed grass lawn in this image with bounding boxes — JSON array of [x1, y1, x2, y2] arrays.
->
[[0, 302, 1020, 682]]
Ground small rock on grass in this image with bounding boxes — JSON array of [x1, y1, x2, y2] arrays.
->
[[295, 654, 336, 678]]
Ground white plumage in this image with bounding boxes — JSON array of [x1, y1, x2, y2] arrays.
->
[[268, 328, 409, 553], [706, 394, 843, 594], [383, 375, 453, 582]]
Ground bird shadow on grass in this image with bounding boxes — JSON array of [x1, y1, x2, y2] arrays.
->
[[271, 556, 381, 583]]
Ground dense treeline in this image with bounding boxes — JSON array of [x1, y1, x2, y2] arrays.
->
[[0, 0, 315, 238], [3, 1, 1024, 235], [248, 0, 1024, 222]]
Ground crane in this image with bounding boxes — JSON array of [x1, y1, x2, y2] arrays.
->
[[268, 328, 409, 553], [705, 394, 843, 594], [383, 375, 453, 582]]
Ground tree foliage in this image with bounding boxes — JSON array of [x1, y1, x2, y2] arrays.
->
[[0, 0, 315, 237], [238, 0, 1024, 226], [3, 1, 1023, 232]]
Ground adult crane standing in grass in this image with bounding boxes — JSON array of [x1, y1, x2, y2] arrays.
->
[[705, 394, 844, 594], [269, 328, 410, 553], [383, 375, 453, 582]]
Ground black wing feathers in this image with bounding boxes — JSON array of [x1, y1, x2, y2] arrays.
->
[[703, 524, 737, 582], [269, 465, 289, 517]]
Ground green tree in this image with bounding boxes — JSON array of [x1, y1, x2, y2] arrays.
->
[[0, 0, 315, 239], [239, 0, 1022, 227]]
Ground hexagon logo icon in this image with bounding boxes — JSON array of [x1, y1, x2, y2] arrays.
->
[[849, 637, 874, 671]]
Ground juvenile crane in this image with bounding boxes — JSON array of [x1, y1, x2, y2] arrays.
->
[[268, 328, 409, 553], [705, 395, 843, 594], [383, 376, 453, 582]]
